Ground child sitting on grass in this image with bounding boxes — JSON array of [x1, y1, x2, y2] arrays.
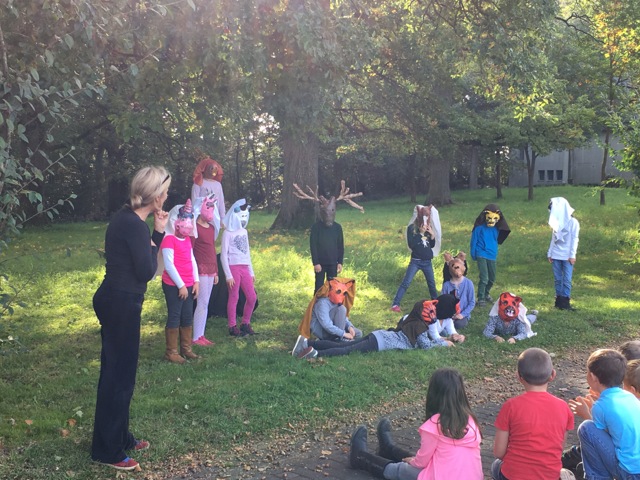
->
[[491, 348, 574, 480], [483, 292, 537, 344], [440, 257, 475, 329], [427, 294, 466, 346], [576, 349, 640, 480]]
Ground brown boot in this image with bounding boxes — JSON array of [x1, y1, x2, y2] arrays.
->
[[165, 328, 186, 364], [180, 326, 199, 360]]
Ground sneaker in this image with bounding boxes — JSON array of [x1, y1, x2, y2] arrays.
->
[[530, 309, 539, 316], [240, 323, 255, 335], [201, 336, 215, 346], [485, 295, 493, 303], [390, 305, 402, 313], [291, 335, 308, 357], [193, 337, 209, 346], [297, 346, 318, 359], [477, 299, 486, 307], [229, 325, 242, 337], [98, 457, 139, 471], [133, 440, 150, 451]]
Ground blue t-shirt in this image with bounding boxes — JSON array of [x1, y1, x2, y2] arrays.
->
[[470, 224, 499, 261], [592, 387, 640, 473]]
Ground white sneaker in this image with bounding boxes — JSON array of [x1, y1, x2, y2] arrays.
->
[[298, 347, 318, 359], [291, 335, 308, 357]]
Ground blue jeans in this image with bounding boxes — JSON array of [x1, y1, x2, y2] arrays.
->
[[162, 283, 194, 329], [490, 459, 509, 480], [383, 461, 421, 480], [551, 259, 574, 297], [578, 420, 640, 480], [392, 258, 437, 305]]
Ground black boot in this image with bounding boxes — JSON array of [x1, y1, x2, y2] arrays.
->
[[554, 296, 561, 309], [350, 426, 392, 478], [377, 417, 413, 462], [564, 297, 576, 311]]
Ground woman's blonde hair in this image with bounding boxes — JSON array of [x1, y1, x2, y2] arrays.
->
[[130, 166, 170, 210]]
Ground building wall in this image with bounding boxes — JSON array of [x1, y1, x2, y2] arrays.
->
[[508, 136, 632, 187]]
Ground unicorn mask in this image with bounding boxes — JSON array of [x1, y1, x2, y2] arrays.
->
[[224, 198, 251, 232]]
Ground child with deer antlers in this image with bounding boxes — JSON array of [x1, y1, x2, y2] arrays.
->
[[293, 181, 364, 293]]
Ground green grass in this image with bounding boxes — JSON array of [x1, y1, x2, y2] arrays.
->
[[1, 186, 639, 479]]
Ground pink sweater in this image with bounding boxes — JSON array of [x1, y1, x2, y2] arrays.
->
[[412, 414, 483, 480]]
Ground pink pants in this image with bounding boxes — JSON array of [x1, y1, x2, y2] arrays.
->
[[227, 265, 257, 327]]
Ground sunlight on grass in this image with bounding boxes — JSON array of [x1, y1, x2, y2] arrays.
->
[[1, 187, 639, 479]]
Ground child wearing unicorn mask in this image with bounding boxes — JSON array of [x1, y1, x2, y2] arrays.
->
[[160, 199, 200, 363], [190, 194, 221, 346], [221, 199, 257, 337]]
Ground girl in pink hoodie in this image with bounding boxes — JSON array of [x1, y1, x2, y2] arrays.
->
[[350, 368, 483, 479]]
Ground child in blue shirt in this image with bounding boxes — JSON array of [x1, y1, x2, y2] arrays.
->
[[470, 204, 510, 306]]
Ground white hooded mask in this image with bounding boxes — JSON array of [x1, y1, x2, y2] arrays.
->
[[224, 198, 250, 232]]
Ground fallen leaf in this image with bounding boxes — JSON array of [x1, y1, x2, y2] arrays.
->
[[60, 429, 70, 437], [25, 419, 33, 425], [67, 418, 77, 427]]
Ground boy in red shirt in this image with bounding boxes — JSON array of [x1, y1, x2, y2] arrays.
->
[[491, 348, 574, 480]]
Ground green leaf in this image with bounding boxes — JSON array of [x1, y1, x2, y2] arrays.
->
[[187, 0, 196, 10], [30, 68, 39, 82], [129, 64, 139, 76], [64, 34, 74, 48], [44, 50, 54, 66]]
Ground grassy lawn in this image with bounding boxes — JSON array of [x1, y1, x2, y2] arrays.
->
[[1, 186, 639, 479]]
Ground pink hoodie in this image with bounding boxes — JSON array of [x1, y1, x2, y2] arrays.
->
[[411, 414, 483, 480]]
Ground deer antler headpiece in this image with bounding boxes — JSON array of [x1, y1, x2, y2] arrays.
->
[[293, 180, 364, 226]]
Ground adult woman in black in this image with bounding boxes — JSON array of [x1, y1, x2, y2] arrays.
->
[[91, 166, 170, 471]]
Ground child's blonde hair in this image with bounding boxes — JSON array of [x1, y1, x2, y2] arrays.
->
[[130, 166, 170, 209], [624, 359, 640, 392]]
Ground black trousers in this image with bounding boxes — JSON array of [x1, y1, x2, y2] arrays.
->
[[314, 263, 338, 293], [91, 283, 142, 463], [310, 333, 379, 357]]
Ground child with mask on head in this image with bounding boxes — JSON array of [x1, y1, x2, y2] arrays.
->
[[547, 197, 580, 311], [306, 278, 362, 342], [190, 194, 221, 347], [390, 205, 442, 313], [483, 292, 538, 344], [470, 204, 510, 306], [440, 257, 475, 330], [160, 199, 200, 363], [427, 294, 466, 346], [191, 155, 225, 221], [221, 199, 257, 337]]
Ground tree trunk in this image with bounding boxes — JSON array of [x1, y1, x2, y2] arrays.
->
[[425, 155, 452, 206], [523, 145, 537, 201], [469, 145, 479, 189], [600, 129, 610, 206], [408, 152, 417, 203], [271, 130, 318, 229], [495, 150, 503, 199]]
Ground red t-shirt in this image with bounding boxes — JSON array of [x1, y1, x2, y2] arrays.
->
[[495, 391, 574, 480], [190, 223, 217, 275]]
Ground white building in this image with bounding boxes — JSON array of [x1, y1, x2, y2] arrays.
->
[[509, 136, 634, 186]]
